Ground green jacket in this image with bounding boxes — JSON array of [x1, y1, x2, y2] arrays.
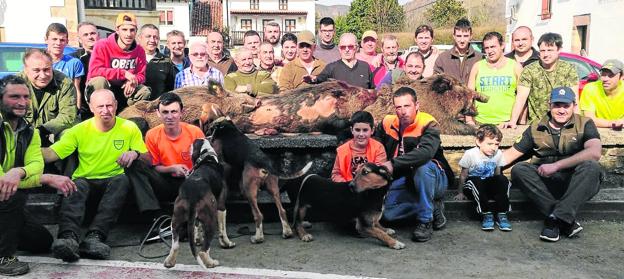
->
[[224, 69, 277, 97], [0, 118, 43, 189], [529, 113, 591, 165], [18, 70, 77, 135]]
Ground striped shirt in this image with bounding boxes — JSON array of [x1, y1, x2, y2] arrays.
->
[[174, 66, 224, 88]]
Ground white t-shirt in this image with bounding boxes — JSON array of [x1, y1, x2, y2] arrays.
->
[[458, 147, 505, 179]]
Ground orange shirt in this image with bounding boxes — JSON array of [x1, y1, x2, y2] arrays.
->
[[145, 123, 205, 169], [331, 139, 387, 182]]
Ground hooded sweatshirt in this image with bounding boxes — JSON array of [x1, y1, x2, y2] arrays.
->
[[87, 33, 147, 86]]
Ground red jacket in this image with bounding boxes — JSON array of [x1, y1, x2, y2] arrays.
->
[[87, 33, 147, 86]]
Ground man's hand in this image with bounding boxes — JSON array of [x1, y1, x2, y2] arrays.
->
[[117, 151, 139, 168], [453, 192, 466, 201], [168, 164, 190, 177], [302, 75, 317, 83], [121, 80, 137, 97], [0, 168, 24, 201], [499, 121, 517, 129], [371, 54, 382, 68], [381, 161, 394, 175], [611, 120, 624, 131], [124, 71, 138, 86], [41, 174, 77, 197], [537, 163, 559, 177]]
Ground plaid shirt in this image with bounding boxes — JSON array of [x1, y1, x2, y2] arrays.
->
[[174, 66, 224, 88]]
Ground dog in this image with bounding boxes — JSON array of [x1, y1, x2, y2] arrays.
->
[[285, 163, 405, 250], [164, 138, 225, 269], [208, 117, 312, 244]]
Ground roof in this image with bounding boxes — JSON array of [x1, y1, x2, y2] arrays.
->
[[230, 9, 307, 15]]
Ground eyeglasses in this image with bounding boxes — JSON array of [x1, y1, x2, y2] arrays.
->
[[339, 45, 356, 51], [190, 52, 207, 57], [298, 43, 312, 49], [320, 29, 334, 33]]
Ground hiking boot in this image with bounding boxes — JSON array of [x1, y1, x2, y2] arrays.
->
[[52, 231, 80, 262], [0, 256, 29, 276], [540, 217, 560, 242], [481, 212, 495, 231], [432, 199, 447, 230], [79, 231, 111, 260], [496, 212, 512, 231], [411, 222, 433, 242], [560, 220, 583, 238]]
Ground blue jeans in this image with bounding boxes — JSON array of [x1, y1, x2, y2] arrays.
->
[[383, 161, 448, 223]]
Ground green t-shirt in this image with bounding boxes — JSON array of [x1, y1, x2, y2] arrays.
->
[[50, 117, 147, 179], [474, 58, 518, 124], [519, 60, 577, 121], [580, 80, 624, 120]]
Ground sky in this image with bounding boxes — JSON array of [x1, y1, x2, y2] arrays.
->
[[316, 0, 411, 7]]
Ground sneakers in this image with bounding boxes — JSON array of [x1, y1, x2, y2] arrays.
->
[[560, 220, 583, 238], [432, 199, 447, 230], [496, 213, 512, 231], [0, 256, 29, 276], [540, 217, 560, 242], [79, 231, 111, 260], [481, 212, 495, 231], [52, 231, 80, 262], [411, 222, 433, 242]]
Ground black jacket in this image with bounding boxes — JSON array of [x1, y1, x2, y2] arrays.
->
[[145, 51, 177, 99]]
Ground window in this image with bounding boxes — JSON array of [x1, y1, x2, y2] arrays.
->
[[285, 19, 296, 32], [250, 0, 259, 10], [262, 19, 274, 29], [279, 0, 288, 10], [159, 9, 174, 25], [241, 19, 252, 31], [541, 0, 552, 20]]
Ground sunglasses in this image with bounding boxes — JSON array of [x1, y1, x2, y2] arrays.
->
[[298, 43, 312, 49], [190, 52, 207, 57], [339, 45, 356, 51]]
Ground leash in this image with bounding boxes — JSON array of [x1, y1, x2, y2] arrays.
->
[[290, 173, 317, 227], [137, 215, 173, 259]]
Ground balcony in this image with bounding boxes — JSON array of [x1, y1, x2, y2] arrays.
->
[[84, 0, 157, 11]]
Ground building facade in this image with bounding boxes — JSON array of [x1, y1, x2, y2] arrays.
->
[[156, 0, 191, 43], [0, 0, 79, 44]]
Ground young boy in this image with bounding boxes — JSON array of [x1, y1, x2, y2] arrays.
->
[[454, 124, 512, 231], [331, 111, 387, 182]]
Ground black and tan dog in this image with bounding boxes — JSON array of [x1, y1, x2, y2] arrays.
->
[[208, 117, 312, 244], [286, 163, 405, 249], [164, 138, 224, 269]]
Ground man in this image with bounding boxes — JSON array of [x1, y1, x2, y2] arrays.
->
[[376, 51, 425, 89], [278, 31, 326, 91], [206, 31, 237, 76], [87, 12, 151, 112], [433, 18, 483, 85], [315, 33, 373, 89], [72, 22, 100, 119], [139, 24, 177, 100], [466, 32, 523, 125], [166, 30, 190, 72], [504, 87, 602, 242], [356, 30, 378, 65], [313, 17, 341, 64], [258, 42, 282, 82], [263, 22, 282, 61], [45, 23, 84, 110], [43, 89, 148, 262], [372, 35, 404, 87], [505, 26, 540, 67], [174, 41, 224, 88], [409, 25, 439, 78], [224, 47, 277, 97], [375, 87, 453, 242], [0, 75, 76, 277], [280, 33, 298, 65], [17, 49, 77, 147], [580, 59, 624, 128], [243, 30, 262, 66], [502, 33, 578, 128]]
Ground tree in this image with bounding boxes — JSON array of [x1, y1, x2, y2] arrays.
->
[[425, 0, 467, 28], [336, 0, 405, 39]]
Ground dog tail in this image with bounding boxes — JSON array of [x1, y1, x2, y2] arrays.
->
[[278, 161, 313, 180]]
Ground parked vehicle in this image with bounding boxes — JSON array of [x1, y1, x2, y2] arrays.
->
[[0, 42, 77, 78], [560, 52, 601, 95]]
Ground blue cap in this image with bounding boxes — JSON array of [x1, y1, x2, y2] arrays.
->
[[550, 86, 575, 104]]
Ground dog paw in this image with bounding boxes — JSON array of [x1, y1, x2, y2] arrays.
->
[[391, 240, 406, 250], [301, 234, 314, 242], [282, 228, 293, 239], [250, 235, 265, 244], [219, 238, 236, 249], [385, 228, 396, 236], [204, 259, 219, 268], [164, 256, 176, 268]]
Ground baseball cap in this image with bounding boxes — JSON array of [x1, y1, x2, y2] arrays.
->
[[115, 12, 138, 27], [297, 30, 315, 46], [550, 86, 576, 104], [601, 59, 623, 74], [362, 30, 378, 41]]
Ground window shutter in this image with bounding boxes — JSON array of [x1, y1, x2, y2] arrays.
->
[[541, 0, 552, 20]]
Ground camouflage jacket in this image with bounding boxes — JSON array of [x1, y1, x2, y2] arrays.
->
[[519, 60, 577, 121]]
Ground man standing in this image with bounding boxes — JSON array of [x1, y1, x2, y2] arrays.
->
[[376, 52, 425, 89], [504, 87, 602, 242], [315, 33, 373, 89], [258, 42, 282, 82], [580, 59, 624, 128], [434, 18, 483, 85], [372, 35, 404, 87], [44, 89, 148, 262], [139, 24, 177, 100], [278, 31, 325, 91], [409, 25, 439, 78], [243, 30, 262, 66], [73, 22, 100, 119], [263, 22, 282, 61], [280, 33, 298, 65], [87, 12, 151, 111], [467, 32, 523, 125], [206, 31, 237, 76], [224, 48, 277, 97], [166, 30, 190, 72], [314, 17, 341, 64], [502, 33, 578, 128], [375, 87, 453, 242], [356, 30, 378, 65], [0, 75, 76, 277], [174, 42, 224, 88], [18, 49, 77, 146], [505, 26, 540, 67], [45, 23, 84, 110]]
